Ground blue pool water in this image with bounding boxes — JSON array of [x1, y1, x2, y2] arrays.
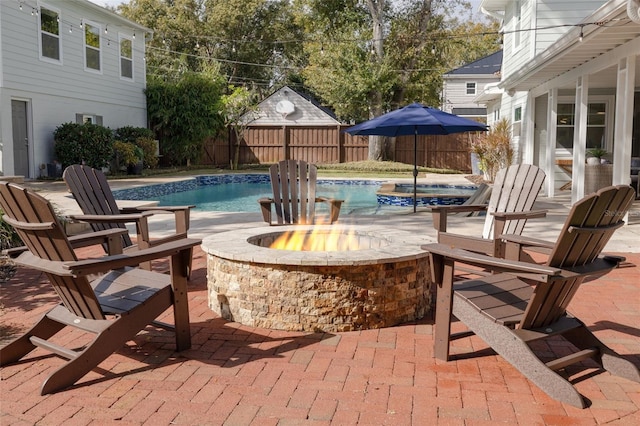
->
[[156, 181, 383, 214], [111, 174, 477, 214]]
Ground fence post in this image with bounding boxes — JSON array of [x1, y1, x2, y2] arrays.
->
[[283, 125, 289, 160], [337, 125, 344, 163]]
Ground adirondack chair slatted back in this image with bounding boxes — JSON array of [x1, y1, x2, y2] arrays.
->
[[483, 164, 546, 239], [63, 164, 133, 247], [519, 185, 635, 330], [270, 160, 318, 224], [0, 183, 105, 320]]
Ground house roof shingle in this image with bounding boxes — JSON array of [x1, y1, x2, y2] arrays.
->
[[446, 50, 503, 76]]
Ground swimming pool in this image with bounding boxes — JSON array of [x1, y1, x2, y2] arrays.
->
[[111, 174, 477, 214]]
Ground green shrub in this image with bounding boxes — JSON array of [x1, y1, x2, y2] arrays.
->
[[0, 209, 22, 251], [54, 123, 114, 169], [114, 126, 154, 144], [135, 137, 159, 169], [113, 141, 141, 170]]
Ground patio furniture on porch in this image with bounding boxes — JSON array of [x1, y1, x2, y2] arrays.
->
[[430, 164, 547, 257], [63, 164, 194, 275], [422, 185, 639, 408], [631, 157, 640, 198], [259, 160, 344, 225], [0, 182, 201, 395]]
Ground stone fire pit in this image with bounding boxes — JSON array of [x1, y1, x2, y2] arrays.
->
[[201, 224, 432, 332]]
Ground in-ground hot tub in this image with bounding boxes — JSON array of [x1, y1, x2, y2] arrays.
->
[[201, 225, 432, 332], [376, 183, 477, 207]]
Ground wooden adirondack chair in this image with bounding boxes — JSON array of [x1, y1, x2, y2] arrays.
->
[[63, 164, 194, 274], [259, 160, 344, 225], [431, 164, 547, 256], [0, 182, 201, 395], [423, 185, 639, 408]]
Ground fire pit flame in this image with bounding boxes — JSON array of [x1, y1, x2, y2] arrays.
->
[[270, 227, 360, 251]]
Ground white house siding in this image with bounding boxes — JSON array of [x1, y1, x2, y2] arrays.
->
[[496, 90, 530, 161], [534, 1, 608, 55], [501, 0, 535, 79], [442, 76, 499, 113], [0, 1, 148, 178]]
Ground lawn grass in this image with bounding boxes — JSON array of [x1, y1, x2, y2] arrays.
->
[[136, 160, 463, 179]]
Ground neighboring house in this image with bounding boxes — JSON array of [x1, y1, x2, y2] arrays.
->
[[441, 50, 503, 122], [478, 0, 640, 203], [243, 85, 341, 127], [0, 0, 151, 179]]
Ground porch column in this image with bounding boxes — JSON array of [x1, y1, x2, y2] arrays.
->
[[522, 95, 535, 165], [545, 89, 558, 197], [571, 75, 589, 204], [612, 56, 636, 186]]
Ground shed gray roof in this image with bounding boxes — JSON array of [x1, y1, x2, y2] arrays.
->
[[446, 50, 502, 75]]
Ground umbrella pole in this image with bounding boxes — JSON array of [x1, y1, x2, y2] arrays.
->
[[413, 128, 418, 213]]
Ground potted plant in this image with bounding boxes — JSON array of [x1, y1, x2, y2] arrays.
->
[[586, 148, 608, 165], [113, 141, 143, 174], [585, 148, 613, 193], [469, 118, 514, 182]]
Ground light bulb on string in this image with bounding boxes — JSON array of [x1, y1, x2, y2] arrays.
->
[[105, 25, 108, 34], [133, 31, 136, 40], [578, 25, 584, 42]]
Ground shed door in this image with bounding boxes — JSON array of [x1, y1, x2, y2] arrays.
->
[[11, 100, 30, 177]]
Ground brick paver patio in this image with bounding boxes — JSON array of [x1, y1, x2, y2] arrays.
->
[[1, 246, 639, 425]]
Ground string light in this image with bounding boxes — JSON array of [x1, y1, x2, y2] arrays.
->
[[12, 0, 624, 85], [104, 24, 108, 34]]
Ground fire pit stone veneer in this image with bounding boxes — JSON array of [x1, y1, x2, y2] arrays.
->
[[202, 224, 432, 332]]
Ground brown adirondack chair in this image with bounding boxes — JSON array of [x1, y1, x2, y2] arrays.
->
[[63, 164, 194, 274], [431, 164, 547, 256], [0, 182, 201, 395], [259, 160, 344, 225], [423, 185, 639, 408]]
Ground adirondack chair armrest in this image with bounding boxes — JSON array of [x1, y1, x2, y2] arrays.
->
[[316, 197, 344, 224], [491, 210, 548, 240], [559, 255, 625, 278], [120, 205, 193, 234], [3, 229, 128, 258], [437, 232, 495, 256], [422, 243, 562, 285], [63, 238, 202, 277], [431, 204, 488, 233], [491, 209, 547, 221], [120, 205, 194, 213], [258, 197, 275, 223], [69, 212, 153, 224]]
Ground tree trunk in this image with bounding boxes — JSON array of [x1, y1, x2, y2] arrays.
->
[[366, 0, 391, 161]]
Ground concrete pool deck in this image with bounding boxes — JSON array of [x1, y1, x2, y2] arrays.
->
[[23, 172, 640, 253]]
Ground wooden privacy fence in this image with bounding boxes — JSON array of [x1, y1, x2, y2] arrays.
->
[[202, 125, 473, 172]]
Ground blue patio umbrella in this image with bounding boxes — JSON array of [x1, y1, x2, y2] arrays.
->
[[345, 103, 488, 212]]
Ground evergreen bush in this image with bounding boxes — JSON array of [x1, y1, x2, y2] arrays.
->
[[53, 123, 114, 169]]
